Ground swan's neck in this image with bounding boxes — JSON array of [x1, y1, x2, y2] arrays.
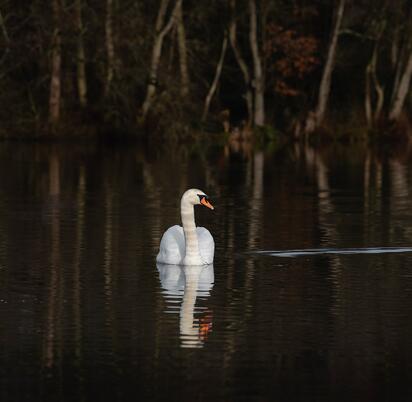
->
[[181, 200, 201, 261]]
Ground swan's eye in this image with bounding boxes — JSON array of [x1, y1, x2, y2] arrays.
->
[[198, 194, 208, 202]]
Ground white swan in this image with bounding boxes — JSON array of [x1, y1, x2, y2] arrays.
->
[[156, 189, 215, 265]]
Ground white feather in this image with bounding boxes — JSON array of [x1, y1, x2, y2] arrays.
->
[[156, 225, 215, 265], [156, 189, 215, 266]]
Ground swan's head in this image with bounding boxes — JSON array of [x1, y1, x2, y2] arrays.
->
[[182, 188, 214, 210]]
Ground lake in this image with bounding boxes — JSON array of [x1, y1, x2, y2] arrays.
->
[[1, 140, 412, 402]]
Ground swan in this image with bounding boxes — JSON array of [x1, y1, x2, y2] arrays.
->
[[156, 189, 215, 265]]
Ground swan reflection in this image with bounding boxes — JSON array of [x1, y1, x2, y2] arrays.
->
[[157, 263, 214, 348]]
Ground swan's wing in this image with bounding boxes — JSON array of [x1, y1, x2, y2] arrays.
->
[[156, 225, 185, 265], [197, 227, 215, 264]]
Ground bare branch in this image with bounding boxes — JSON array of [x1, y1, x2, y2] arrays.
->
[[202, 33, 228, 121]]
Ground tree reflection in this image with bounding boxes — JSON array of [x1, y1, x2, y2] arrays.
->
[[44, 148, 60, 369], [1, 141, 412, 400]]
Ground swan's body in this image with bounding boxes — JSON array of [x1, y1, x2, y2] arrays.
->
[[156, 189, 215, 265], [157, 225, 214, 265]]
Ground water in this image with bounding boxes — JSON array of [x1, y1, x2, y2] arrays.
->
[[252, 247, 412, 257], [1, 142, 412, 401]]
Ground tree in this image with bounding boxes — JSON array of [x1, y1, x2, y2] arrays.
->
[[202, 33, 228, 121], [389, 52, 412, 121], [49, 0, 62, 126], [249, 0, 265, 126], [365, 40, 384, 127], [75, 0, 87, 106], [363, 8, 386, 128], [305, 0, 346, 134], [388, 7, 412, 122], [176, 1, 189, 96], [105, 0, 115, 97], [0, 8, 10, 71], [229, 0, 253, 125], [140, 0, 182, 122], [265, 23, 319, 97]]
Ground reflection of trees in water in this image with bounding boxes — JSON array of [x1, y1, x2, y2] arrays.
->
[[102, 171, 121, 376], [73, 165, 85, 393], [303, 143, 344, 328], [44, 148, 60, 369], [388, 158, 412, 240], [2, 142, 412, 397], [298, 144, 412, 391], [300, 143, 412, 246]]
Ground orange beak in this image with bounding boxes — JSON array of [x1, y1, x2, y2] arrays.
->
[[200, 197, 214, 210]]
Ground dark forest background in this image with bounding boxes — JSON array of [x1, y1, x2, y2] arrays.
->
[[1, 0, 412, 141]]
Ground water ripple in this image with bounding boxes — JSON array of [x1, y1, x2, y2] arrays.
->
[[251, 247, 412, 258]]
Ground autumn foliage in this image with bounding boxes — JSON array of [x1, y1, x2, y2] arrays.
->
[[265, 23, 319, 97]]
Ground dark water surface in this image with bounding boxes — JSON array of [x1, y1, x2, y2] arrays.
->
[[1, 142, 412, 401]]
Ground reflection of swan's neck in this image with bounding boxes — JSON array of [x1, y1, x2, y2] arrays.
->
[[180, 268, 200, 338], [157, 263, 214, 349], [181, 199, 201, 262]]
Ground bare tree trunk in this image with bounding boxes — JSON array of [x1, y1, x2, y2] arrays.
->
[[391, 27, 400, 70], [75, 0, 87, 106], [0, 10, 10, 71], [390, 9, 407, 106], [140, 0, 182, 121], [389, 50, 412, 121], [167, 24, 177, 70], [229, 0, 253, 124], [156, 0, 170, 31], [249, 0, 265, 127], [49, 0, 62, 126], [176, 1, 189, 97], [306, 0, 345, 133], [374, 71, 385, 122], [202, 34, 228, 121], [0, 9, 8, 43], [365, 62, 372, 127], [391, 50, 403, 106], [315, 0, 345, 123], [365, 42, 384, 127], [105, 0, 115, 97]]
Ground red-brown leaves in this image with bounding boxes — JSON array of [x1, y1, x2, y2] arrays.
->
[[265, 24, 319, 97]]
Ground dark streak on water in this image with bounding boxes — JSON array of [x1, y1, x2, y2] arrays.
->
[[1, 143, 412, 402]]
